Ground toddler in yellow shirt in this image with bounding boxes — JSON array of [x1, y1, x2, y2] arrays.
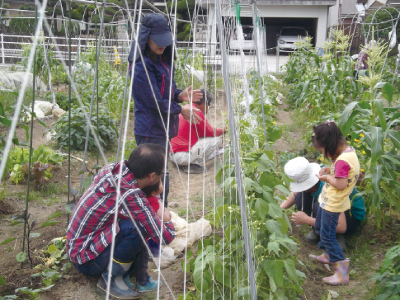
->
[[309, 121, 360, 286]]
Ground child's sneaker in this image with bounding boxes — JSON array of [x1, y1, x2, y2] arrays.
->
[[138, 275, 162, 293]]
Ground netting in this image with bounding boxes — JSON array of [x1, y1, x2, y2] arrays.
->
[[0, 0, 399, 299]]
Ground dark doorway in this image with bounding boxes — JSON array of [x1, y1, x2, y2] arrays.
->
[[263, 17, 317, 53]]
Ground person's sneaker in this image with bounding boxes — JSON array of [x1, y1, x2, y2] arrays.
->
[[123, 274, 136, 290], [337, 233, 346, 251], [305, 229, 319, 243], [182, 164, 204, 174], [138, 275, 162, 293]]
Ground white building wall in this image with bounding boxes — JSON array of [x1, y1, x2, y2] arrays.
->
[[258, 5, 329, 47]]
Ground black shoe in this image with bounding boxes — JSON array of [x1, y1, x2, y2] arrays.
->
[[97, 275, 140, 300], [305, 229, 319, 243], [182, 164, 204, 174]]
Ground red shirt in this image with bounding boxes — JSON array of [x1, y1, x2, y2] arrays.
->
[[148, 196, 160, 212], [170, 104, 224, 153]]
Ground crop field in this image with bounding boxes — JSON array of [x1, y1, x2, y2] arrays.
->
[[0, 1, 400, 300]]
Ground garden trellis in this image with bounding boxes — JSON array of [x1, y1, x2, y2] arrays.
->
[[0, 0, 400, 299]]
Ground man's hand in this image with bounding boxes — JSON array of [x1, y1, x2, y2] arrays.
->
[[181, 105, 201, 125], [291, 211, 309, 225], [178, 86, 203, 103]]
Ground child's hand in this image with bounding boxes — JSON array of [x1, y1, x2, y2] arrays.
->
[[316, 174, 329, 182], [319, 167, 330, 176], [163, 208, 171, 222], [157, 206, 172, 222]]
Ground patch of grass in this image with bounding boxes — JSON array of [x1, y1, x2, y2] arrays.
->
[[42, 182, 67, 197]]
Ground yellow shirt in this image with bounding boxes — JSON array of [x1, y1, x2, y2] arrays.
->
[[318, 149, 360, 213]]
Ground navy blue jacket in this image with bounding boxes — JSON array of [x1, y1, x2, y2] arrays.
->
[[132, 55, 183, 139], [128, 14, 183, 140]]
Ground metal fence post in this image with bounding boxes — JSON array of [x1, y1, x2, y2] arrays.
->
[[1, 33, 5, 64], [276, 45, 279, 74]]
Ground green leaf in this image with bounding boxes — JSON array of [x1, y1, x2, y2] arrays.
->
[[373, 99, 387, 131], [41, 220, 60, 228], [259, 172, 280, 189], [374, 82, 387, 89], [82, 176, 92, 191], [268, 203, 283, 218], [263, 259, 284, 287], [371, 127, 384, 165], [383, 83, 393, 106], [381, 155, 400, 166], [338, 101, 358, 137], [283, 259, 298, 282], [255, 199, 269, 220], [0, 237, 15, 245], [16, 252, 26, 262], [267, 241, 280, 255], [20, 124, 29, 142], [372, 164, 383, 207], [0, 116, 11, 127], [0, 276, 6, 285], [387, 130, 400, 150], [265, 220, 283, 236], [275, 185, 290, 196], [47, 211, 62, 220]]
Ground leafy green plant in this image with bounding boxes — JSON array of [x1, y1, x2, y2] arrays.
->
[[1, 236, 69, 300], [284, 30, 361, 119], [180, 83, 304, 298], [8, 146, 63, 189], [175, 48, 204, 90], [371, 243, 400, 299], [20, 38, 59, 86], [1, 211, 62, 266], [50, 105, 118, 151]]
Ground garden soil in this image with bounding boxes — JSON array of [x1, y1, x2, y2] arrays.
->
[[0, 94, 393, 300]]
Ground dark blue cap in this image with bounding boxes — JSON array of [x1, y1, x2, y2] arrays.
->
[[142, 13, 173, 47]]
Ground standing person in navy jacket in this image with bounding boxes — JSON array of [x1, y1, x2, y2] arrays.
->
[[129, 13, 203, 207]]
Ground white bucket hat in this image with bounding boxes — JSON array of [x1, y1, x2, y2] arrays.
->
[[284, 157, 320, 192]]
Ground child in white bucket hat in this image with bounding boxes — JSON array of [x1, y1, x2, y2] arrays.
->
[[281, 157, 322, 242], [281, 157, 365, 248]]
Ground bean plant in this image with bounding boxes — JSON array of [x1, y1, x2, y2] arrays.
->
[[181, 79, 305, 299]]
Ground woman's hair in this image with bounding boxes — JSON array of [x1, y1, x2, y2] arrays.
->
[[198, 89, 214, 107], [141, 181, 161, 197], [144, 44, 174, 63], [312, 121, 346, 159]]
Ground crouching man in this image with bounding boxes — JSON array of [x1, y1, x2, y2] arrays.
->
[[66, 144, 175, 300]]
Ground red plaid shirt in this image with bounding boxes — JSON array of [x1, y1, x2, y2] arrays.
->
[[66, 161, 175, 265]]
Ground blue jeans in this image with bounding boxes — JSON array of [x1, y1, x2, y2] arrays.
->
[[135, 135, 170, 207], [73, 219, 149, 285], [315, 207, 345, 262]]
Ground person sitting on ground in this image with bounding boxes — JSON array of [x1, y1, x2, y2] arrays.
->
[[281, 156, 366, 250], [170, 89, 227, 174], [141, 180, 165, 258], [66, 143, 175, 300]]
